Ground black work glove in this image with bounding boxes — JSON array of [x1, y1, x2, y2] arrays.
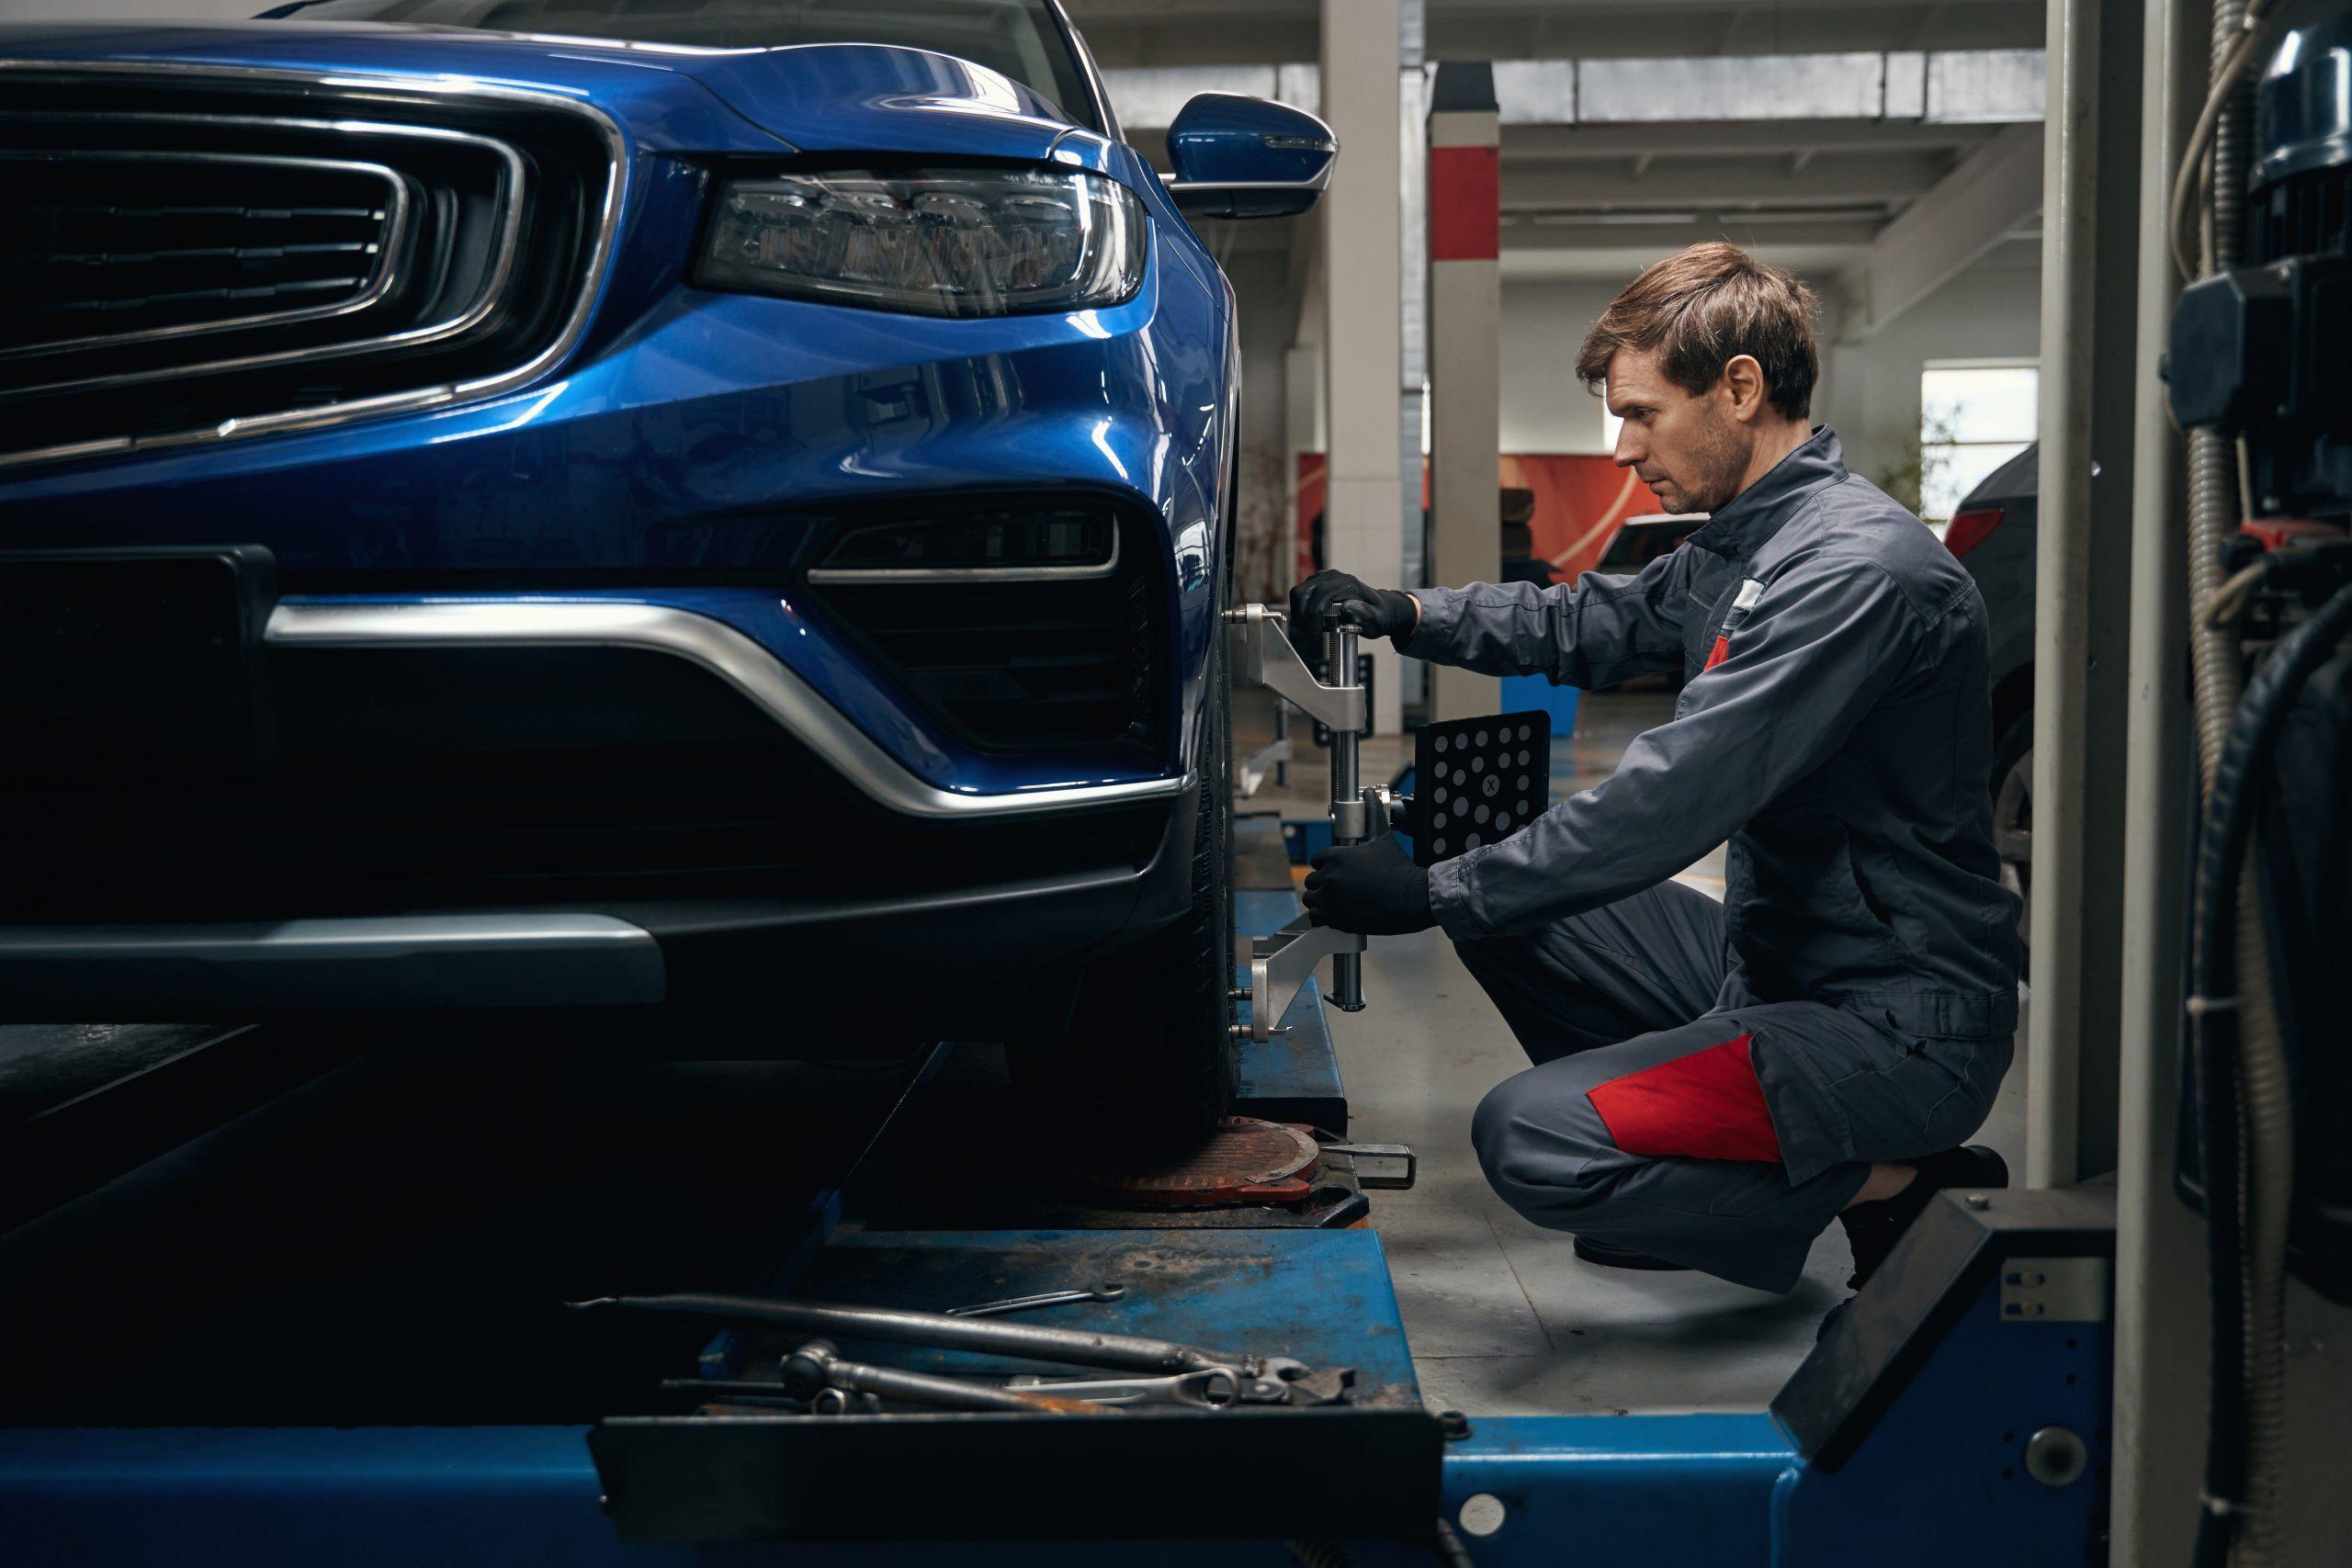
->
[[1288, 569, 1419, 647], [1303, 834, 1436, 935]]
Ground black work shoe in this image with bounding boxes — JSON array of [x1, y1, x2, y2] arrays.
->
[[1837, 1145, 2009, 1291], [1573, 1235, 1690, 1271]]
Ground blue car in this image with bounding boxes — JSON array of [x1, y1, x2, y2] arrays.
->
[[0, 0, 1332, 1137]]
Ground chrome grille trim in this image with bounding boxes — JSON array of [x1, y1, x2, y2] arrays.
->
[[0, 148, 412, 362], [0, 60, 628, 474], [805, 531, 1124, 584]]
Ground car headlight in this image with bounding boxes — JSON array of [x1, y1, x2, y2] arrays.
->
[[695, 167, 1148, 318]]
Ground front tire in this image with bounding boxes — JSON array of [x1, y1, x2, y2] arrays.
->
[[1006, 626, 1237, 1155], [1989, 710, 2031, 967]]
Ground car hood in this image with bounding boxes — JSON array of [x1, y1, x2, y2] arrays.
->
[[681, 39, 1098, 160], [0, 22, 1105, 164]]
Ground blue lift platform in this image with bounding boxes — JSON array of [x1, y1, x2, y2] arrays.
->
[[0, 818, 2114, 1564]]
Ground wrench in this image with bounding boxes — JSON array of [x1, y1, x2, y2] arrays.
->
[[778, 1340, 1114, 1416], [571, 1292, 1315, 1383], [946, 1282, 1126, 1317], [1004, 1368, 1242, 1408]]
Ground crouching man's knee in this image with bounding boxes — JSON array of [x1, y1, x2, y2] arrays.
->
[[1472, 1071, 1609, 1222]]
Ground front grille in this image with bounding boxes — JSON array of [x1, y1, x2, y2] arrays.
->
[[0, 646, 1166, 923], [2, 152, 402, 350], [805, 509, 1167, 759], [0, 71, 616, 467]]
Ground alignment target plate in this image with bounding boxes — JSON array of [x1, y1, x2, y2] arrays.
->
[[1410, 710, 1551, 868]]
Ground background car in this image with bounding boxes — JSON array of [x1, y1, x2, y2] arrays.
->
[[0, 0, 1333, 1144], [1589, 514, 1703, 693], [1943, 446, 2039, 944], [1594, 513, 1702, 575]]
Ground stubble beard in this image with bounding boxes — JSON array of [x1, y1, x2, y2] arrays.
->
[[1684, 414, 1751, 514]]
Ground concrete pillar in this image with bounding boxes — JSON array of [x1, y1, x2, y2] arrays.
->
[[1424, 62, 1502, 722], [2108, 0, 2207, 1558], [2026, 0, 2142, 1186], [1396, 0, 1430, 716], [1319, 0, 1405, 733]]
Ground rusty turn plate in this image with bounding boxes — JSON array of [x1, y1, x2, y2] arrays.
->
[[1067, 1117, 1324, 1207]]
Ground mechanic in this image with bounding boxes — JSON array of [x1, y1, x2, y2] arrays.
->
[[1293, 243, 2021, 1308]]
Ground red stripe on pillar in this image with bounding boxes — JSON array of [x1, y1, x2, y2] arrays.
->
[[1430, 143, 1499, 262]]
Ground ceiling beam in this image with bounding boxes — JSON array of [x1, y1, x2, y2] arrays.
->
[[1104, 48, 2043, 133], [1553, 48, 2041, 124], [1060, 1, 2045, 66], [1502, 212, 1893, 252], [1844, 119, 2043, 335], [1501, 148, 1957, 211], [1433, 0, 2044, 58], [1501, 118, 1998, 159]]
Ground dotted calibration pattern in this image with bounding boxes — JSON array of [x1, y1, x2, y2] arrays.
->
[[1410, 711, 1551, 868]]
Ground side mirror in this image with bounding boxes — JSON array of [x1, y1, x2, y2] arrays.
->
[[1166, 93, 1337, 220]]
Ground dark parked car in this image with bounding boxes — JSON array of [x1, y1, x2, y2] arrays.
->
[[0, 0, 1335, 1140], [1596, 513, 1702, 575], [1944, 446, 2039, 938]]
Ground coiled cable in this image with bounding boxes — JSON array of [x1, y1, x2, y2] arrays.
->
[[2188, 581, 2351, 1564]]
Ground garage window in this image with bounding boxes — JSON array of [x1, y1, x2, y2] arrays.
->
[[1920, 360, 2038, 521]]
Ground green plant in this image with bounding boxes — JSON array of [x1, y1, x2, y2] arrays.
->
[[1876, 405, 1962, 519]]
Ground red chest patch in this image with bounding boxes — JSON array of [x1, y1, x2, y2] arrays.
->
[[1703, 634, 1732, 671]]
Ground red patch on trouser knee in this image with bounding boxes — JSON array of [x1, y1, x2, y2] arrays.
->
[[1586, 1033, 1783, 1163]]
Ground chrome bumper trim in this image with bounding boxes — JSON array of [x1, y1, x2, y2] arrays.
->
[[264, 599, 1190, 819]]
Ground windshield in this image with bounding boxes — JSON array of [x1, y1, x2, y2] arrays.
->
[[259, 0, 1100, 130]]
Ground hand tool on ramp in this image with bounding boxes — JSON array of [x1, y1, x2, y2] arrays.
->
[[571, 1292, 1351, 1408], [946, 1282, 1126, 1316]]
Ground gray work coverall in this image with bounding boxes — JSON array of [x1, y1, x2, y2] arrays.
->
[[1401, 428, 2021, 1292]]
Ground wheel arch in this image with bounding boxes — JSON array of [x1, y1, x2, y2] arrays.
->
[[1990, 662, 2036, 739]]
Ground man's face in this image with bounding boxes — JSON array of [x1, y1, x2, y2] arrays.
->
[[1603, 347, 1747, 515]]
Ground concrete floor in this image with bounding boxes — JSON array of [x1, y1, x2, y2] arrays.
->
[[1236, 683, 2027, 1416]]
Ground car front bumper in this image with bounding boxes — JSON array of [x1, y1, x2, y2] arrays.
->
[[0, 772, 1201, 1025], [0, 591, 1203, 1023]]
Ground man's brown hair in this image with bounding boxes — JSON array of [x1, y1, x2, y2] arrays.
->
[[1575, 242, 1820, 420]]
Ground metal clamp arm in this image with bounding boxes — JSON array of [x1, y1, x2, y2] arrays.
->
[[1226, 604, 1377, 1027], [1236, 733, 1291, 797], [1245, 913, 1364, 1044], [1227, 604, 1368, 733]]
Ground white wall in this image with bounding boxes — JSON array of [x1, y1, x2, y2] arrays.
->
[[1225, 249, 1300, 604], [1489, 245, 2043, 496], [1817, 240, 2042, 496], [1229, 243, 2042, 586], [1499, 279, 1626, 455]]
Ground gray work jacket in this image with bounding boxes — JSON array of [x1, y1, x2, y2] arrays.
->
[[1405, 427, 2023, 1040]]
